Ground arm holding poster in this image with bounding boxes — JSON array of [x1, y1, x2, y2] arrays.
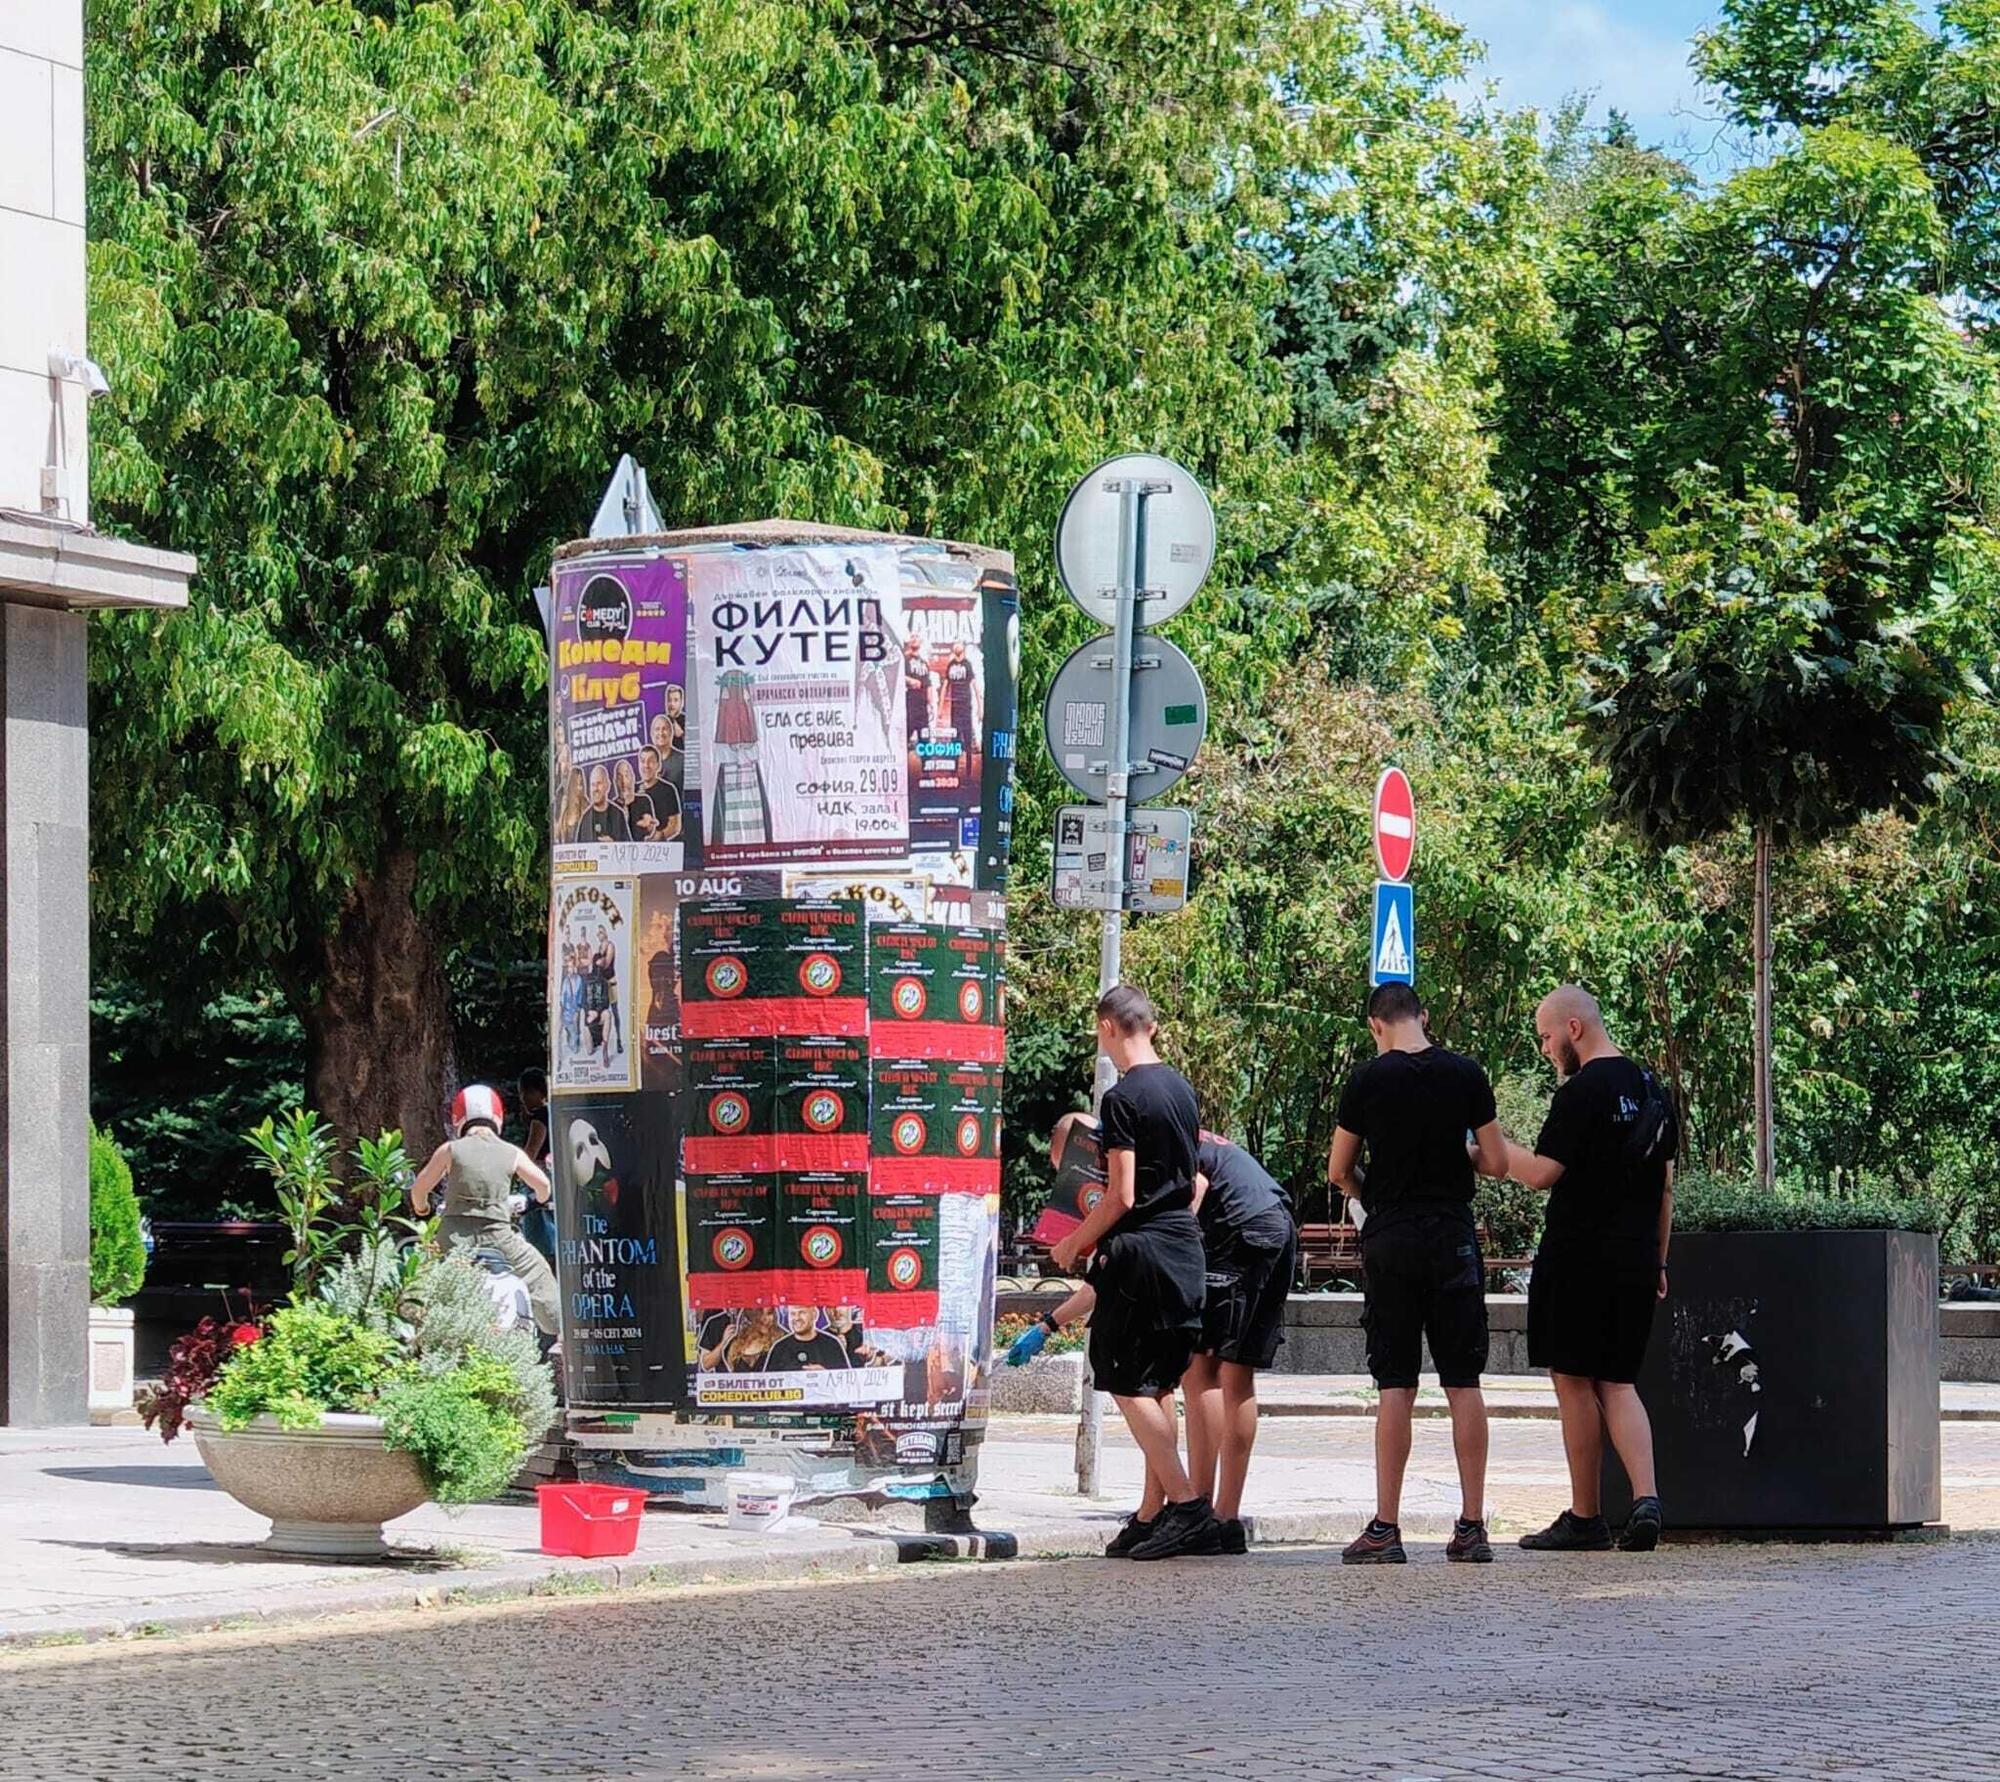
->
[[1049, 1146, 1131, 1275], [1028, 1112, 1107, 1250]]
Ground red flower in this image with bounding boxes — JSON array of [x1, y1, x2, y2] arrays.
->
[[231, 1323, 262, 1347]]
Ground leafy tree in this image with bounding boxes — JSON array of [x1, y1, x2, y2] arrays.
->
[[85, 0, 1527, 1156], [1493, 80, 2000, 1185]]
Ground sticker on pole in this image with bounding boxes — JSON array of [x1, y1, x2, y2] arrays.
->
[[1041, 636, 1208, 804], [1373, 767, 1416, 882], [1051, 804, 1192, 913], [1054, 454, 1215, 628], [1371, 880, 1415, 986]]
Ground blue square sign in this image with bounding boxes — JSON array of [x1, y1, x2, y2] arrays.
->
[[1371, 880, 1415, 986]]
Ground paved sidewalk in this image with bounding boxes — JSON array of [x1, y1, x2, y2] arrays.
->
[[7, 1387, 2000, 1649]]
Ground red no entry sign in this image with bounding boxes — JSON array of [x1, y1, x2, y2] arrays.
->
[[1374, 767, 1415, 881]]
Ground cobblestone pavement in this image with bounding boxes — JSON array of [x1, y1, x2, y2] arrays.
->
[[5, 1530, 1995, 1781]]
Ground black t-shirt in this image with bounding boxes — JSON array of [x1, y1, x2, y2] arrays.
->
[[633, 778, 682, 840], [1335, 1046, 1497, 1233], [1536, 1055, 1671, 1256], [762, 1331, 852, 1371], [579, 801, 630, 843], [1195, 1137, 1291, 1238], [1099, 1063, 1200, 1231]]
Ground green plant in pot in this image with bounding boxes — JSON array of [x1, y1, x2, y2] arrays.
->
[[140, 1109, 558, 1554], [87, 1123, 147, 1414]]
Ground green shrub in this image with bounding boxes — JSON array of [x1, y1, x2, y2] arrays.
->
[[1673, 1175, 1939, 1236], [377, 1354, 536, 1505], [399, 1245, 558, 1445], [206, 1303, 398, 1431], [88, 1123, 146, 1307]]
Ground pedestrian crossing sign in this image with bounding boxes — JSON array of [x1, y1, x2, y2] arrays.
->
[[1371, 880, 1415, 986]]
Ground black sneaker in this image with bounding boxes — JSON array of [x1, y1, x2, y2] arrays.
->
[[1618, 1496, 1663, 1552], [1129, 1495, 1222, 1560], [1218, 1517, 1248, 1555], [1445, 1517, 1494, 1563], [1519, 1509, 1613, 1551], [1104, 1513, 1156, 1559], [1341, 1518, 1406, 1565]]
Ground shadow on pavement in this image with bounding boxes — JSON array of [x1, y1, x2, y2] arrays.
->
[[36, 1539, 464, 1571], [43, 1466, 222, 1492]]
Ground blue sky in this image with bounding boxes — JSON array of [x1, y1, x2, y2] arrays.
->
[[1445, 1, 1739, 164]]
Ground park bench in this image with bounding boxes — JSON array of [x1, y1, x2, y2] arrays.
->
[[129, 1220, 291, 1370], [1297, 1219, 1364, 1287], [1297, 1217, 1533, 1289]]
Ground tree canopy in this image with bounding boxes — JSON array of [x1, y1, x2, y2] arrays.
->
[[83, 0, 2000, 1245]]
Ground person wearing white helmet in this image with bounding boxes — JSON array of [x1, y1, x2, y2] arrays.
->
[[408, 1084, 561, 1344]]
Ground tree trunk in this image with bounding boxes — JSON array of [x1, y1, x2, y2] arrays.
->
[[306, 848, 457, 1170], [1752, 820, 1776, 1193]]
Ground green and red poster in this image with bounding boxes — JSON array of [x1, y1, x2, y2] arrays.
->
[[681, 897, 865, 1037], [776, 1169, 867, 1304], [775, 1035, 870, 1172], [867, 921, 1002, 1062]]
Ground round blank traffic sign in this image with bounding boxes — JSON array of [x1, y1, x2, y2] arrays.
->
[[1055, 453, 1215, 627], [1041, 634, 1209, 804]]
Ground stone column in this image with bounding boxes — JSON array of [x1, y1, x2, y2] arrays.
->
[[0, 601, 91, 1424]]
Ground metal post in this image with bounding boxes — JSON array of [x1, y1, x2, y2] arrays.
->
[[1753, 820, 1775, 1192], [1076, 479, 1148, 1497]]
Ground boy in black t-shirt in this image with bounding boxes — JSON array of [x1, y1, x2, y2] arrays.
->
[[1048, 986, 1218, 1560], [1329, 982, 1510, 1564], [1183, 1132, 1295, 1553], [1016, 1121, 1293, 1555], [1504, 985, 1676, 1554]]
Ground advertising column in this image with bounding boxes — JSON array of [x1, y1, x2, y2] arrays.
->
[[547, 529, 1015, 1507]]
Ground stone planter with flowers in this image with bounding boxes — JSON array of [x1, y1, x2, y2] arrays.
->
[[140, 1111, 557, 1558]]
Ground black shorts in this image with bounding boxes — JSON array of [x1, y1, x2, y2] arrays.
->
[[1086, 1217, 1204, 1398], [1527, 1245, 1658, 1383], [1197, 1211, 1295, 1368], [1360, 1209, 1487, 1389]]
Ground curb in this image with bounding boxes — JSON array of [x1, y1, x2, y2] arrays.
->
[[0, 1536, 910, 1653], [0, 1509, 1428, 1653]]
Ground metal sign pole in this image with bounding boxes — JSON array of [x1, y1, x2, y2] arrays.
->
[[1077, 478, 1147, 1498]]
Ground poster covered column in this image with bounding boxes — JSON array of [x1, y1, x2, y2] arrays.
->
[[548, 524, 1015, 1507]]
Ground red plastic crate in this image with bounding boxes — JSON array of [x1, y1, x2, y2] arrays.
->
[[538, 1482, 643, 1557]]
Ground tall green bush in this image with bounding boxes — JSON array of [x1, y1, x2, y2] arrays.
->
[[88, 1122, 145, 1307]]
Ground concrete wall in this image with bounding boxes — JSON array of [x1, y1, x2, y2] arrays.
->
[[1272, 1294, 2000, 1383], [1275, 1294, 1533, 1376], [0, 6, 89, 523], [1941, 1303, 2000, 1384]]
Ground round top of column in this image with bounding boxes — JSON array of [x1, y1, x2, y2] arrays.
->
[[554, 518, 1013, 573]]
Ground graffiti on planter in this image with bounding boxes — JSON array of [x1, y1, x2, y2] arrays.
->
[[1669, 1298, 1764, 1460]]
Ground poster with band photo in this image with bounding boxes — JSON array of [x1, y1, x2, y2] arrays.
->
[[552, 878, 638, 1093]]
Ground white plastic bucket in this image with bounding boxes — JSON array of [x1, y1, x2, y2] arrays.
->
[[725, 1472, 795, 1532]]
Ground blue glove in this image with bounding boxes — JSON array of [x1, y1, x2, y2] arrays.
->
[[1005, 1322, 1050, 1367]]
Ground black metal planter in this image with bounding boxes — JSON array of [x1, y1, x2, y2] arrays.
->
[[1602, 1229, 1940, 1533]]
